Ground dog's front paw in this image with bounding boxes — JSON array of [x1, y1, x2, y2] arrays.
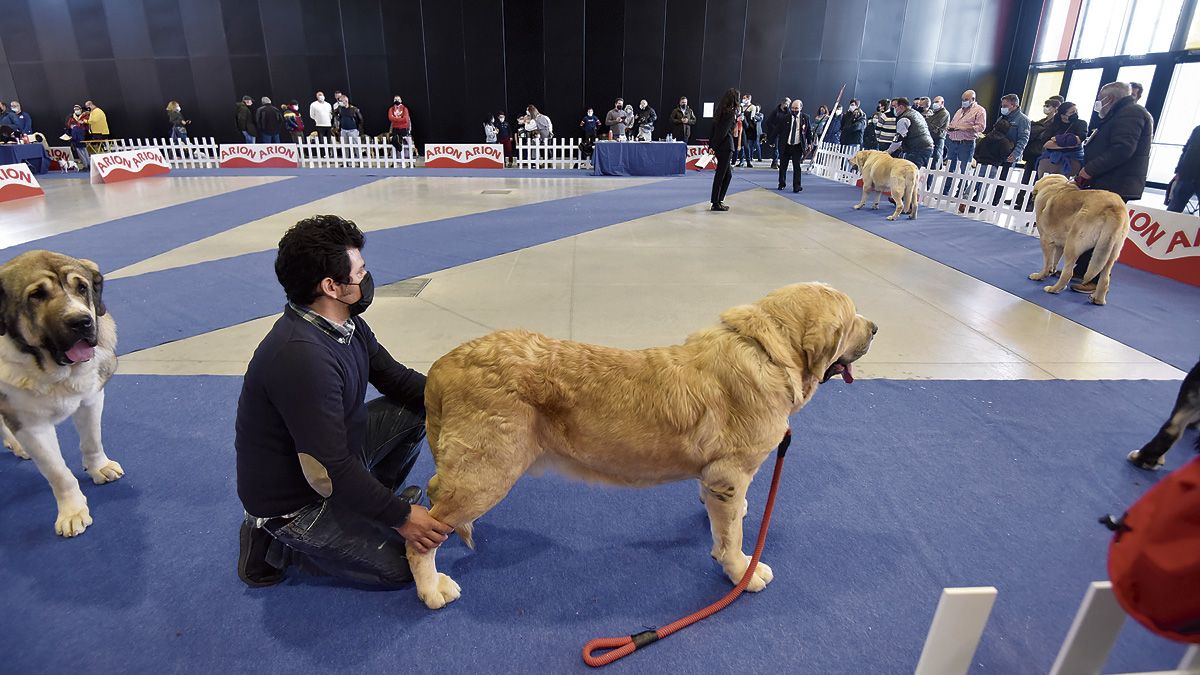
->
[[55, 498, 92, 537], [886, 214, 897, 221], [87, 459, 124, 484], [852, 204, 863, 210], [419, 573, 461, 610], [1043, 285, 1063, 294], [1090, 294, 1106, 306], [1029, 272, 1047, 281], [726, 556, 774, 592], [4, 437, 30, 460], [870, 204, 880, 210]]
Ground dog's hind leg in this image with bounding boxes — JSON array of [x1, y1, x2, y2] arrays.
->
[[1129, 401, 1200, 470], [1044, 241, 1081, 294], [702, 461, 772, 592], [73, 390, 123, 484], [410, 428, 533, 609], [1, 416, 29, 459]]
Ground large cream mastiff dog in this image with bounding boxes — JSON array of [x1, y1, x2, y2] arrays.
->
[[849, 149, 920, 221], [408, 283, 877, 609], [1029, 174, 1131, 306], [0, 251, 122, 537]]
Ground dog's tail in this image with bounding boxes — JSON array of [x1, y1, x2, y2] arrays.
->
[[907, 170, 920, 218]]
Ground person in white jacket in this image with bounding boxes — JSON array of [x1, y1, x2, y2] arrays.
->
[[309, 91, 333, 139]]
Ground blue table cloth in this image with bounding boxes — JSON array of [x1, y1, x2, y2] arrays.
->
[[0, 144, 52, 174], [592, 141, 686, 176]]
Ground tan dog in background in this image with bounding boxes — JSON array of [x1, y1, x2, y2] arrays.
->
[[850, 149, 920, 221], [0, 251, 121, 537], [407, 283, 877, 609], [1029, 174, 1130, 305]]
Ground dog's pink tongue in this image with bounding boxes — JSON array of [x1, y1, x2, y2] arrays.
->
[[842, 363, 855, 384], [66, 340, 95, 363]]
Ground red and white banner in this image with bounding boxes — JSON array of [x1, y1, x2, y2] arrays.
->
[[219, 144, 300, 168], [424, 144, 504, 169], [89, 149, 170, 184], [687, 145, 716, 171], [1120, 205, 1200, 287], [0, 162, 45, 202], [47, 147, 78, 171]]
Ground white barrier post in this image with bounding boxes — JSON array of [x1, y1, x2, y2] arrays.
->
[[1049, 581, 1127, 675], [914, 587, 998, 675]]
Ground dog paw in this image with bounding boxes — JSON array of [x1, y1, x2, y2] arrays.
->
[[726, 556, 774, 592], [5, 438, 30, 460], [1090, 294, 1106, 306], [1043, 285, 1062, 294], [886, 215, 897, 221], [86, 459, 124, 484], [1029, 272, 1046, 281], [852, 204, 863, 210], [55, 500, 92, 537], [870, 204, 880, 210], [419, 573, 461, 610]]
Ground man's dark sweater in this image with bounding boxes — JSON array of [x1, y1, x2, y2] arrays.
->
[[235, 306, 426, 526]]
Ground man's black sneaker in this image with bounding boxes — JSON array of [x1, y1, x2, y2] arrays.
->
[[238, 519, 285, 588]]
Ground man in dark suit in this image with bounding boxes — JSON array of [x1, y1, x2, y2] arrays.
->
[[778, 99, 813, 193]]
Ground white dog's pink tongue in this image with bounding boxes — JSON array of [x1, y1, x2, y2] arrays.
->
[[842, 363, 855, 384], [66, 340, 95, 363]]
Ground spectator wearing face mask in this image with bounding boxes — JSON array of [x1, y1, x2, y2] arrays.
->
[[606, 99, 626, 140], [778, 98, 813, 193], [739, 103, 762, 165], [887, 98, 934, 169], [1010, 95, 1064, 208], [283, 101, 304, 142], [496, 112, 513, 165], [813, 105, 832, 143], [1167, 123, 1200, 213], [670, 97, 696, 143], [310, 92, 333, 139], [872, 99, 898, 152], [924, 96, 950, 166], [388, 96, 411, 148], [580, 108, 600, 140], [1069, 82, 1153, 292], [66, 104, 89, 168], [839, 99, 866, 149], [336, 97, 364, 141], [636, 99, 656, 141], [973, 93, 1029, 205], [1036, 101, 1087, 178], [256, 97, 283, 143], [3, 100, 32, 135], [84, 100, 108, 138], [942, 89, 986, 195], [766, 97, 793, 168], [166, 100, 189, 141], [484, 115, 499, 143]]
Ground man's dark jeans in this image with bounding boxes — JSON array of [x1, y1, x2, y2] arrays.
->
[[263, 397, 425, 588]]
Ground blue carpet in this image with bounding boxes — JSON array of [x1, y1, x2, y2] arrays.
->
[[40, 167, 636, 179], [105, 175, 753, 354], [0, 376, 1194, 673], [742, 173, 1200, 371], [1, 175, 382, 273]]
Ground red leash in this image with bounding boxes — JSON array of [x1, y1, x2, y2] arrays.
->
[[582, 430, 792, 667]]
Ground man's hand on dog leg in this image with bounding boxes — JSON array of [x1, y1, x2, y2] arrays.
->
[[395, 505, 452, 554]]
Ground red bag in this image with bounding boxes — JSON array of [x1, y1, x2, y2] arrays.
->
[[1106, 455, 1200, 643]]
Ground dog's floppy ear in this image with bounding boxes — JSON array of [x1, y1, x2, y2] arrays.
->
[[799, 317, 846, 381], [720, 303, 798, 371], [78, 258, 106, 317]]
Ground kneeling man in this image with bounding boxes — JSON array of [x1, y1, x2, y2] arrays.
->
[[235, 215, 452, 587]]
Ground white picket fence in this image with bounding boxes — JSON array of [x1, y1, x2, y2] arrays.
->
[[516, 136, 586, 169], [113, 137, 221, 168], [810, 142, 1040, 236], [91, 136, 415, 170], [297, 136, 416, 168]]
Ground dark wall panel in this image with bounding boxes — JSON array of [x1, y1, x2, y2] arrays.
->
[[0, 0, 1032, 144]]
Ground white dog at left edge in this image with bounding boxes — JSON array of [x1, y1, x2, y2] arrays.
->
[[1, 250, 123, 537]]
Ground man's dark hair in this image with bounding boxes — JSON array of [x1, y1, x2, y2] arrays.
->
[[895, 97, 910, 107], [275, 215, 365, 305]]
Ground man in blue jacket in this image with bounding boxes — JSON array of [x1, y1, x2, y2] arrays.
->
[[2, 100, 33, 135], [235, 215, 452, 587]]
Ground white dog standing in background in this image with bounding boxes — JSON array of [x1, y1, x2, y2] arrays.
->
[[1, 250, 122, 537], [849, 149, 920, 221]]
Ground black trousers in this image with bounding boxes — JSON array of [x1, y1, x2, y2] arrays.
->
[[264, 397, 425, 588], [710, 146, 733, 205], [779, 143, 804, 190]]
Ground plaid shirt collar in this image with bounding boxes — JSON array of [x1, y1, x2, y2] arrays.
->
[[288, 302, 355, 344]]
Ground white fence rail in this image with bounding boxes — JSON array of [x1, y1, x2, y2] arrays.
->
[[516, 136, 585, 169], [112, 137, 221, 169], [810, 142, 1040, 236], [297, 136, 415, 168]]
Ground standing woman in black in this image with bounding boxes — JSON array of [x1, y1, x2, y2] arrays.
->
[[710, 88, 740, 211]]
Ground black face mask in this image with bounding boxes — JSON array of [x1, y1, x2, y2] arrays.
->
[[337, 271, 374, 316]]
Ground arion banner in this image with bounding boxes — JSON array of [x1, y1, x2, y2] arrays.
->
[[89, 149, 171, 184], [1119, 205, 1200, 287], [0, 162, 45, 202]]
